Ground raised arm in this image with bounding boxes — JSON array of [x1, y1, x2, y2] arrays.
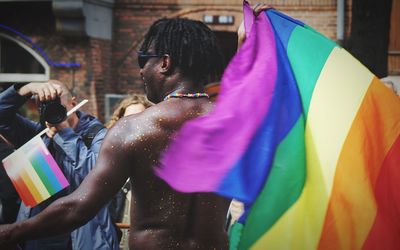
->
[[0, 118, 136, 247]]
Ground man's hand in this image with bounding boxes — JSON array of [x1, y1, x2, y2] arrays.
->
[[252, 3, 271, 15], [45, 121, 70, 139], [237, 20, 246, 49], [18, 80, 63, 102], [237, 3, 272, 49]]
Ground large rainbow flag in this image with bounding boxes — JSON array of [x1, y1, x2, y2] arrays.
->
[[157, 1, 400, 249], [2, 136, 69, 207]]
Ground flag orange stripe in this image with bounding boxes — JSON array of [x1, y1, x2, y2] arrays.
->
[[362, 135, 400, 249], [11, 176, 37, 207], [2, 158, 37, 206], [19, 167, 42, 204], [318, 78, 400, 249]]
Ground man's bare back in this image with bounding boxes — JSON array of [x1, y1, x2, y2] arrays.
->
[[114, 98, 229, 249]]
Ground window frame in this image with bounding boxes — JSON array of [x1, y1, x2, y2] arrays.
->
[[0, 32, 50, 82]]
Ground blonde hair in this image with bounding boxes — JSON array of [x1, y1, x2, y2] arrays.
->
[[106, 94, 153, 128]]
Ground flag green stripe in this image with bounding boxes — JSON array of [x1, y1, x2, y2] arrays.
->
[[30, 156, 57, 195], [287, 25, 336, 117], [238, 116, 306, 249]]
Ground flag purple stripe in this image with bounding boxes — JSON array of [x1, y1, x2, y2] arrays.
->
[[157, 6, 277, 192]]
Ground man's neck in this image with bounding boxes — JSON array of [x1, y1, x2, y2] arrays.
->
[[162, 79, 204, 101]]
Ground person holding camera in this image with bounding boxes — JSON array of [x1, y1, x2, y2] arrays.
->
[[0, 80, 119, 250]]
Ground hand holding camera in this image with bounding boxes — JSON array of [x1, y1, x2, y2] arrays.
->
[[18, 81, 68, 127], [18, 80, 63, 102]]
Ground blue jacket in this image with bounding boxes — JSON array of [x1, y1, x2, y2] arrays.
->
[[0, 86, 119, 250]]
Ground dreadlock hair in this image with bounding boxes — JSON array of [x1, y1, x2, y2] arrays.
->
[[139, 18, 224, 86]]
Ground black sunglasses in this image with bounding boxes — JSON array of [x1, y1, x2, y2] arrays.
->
[[137, 51, 162, 68]]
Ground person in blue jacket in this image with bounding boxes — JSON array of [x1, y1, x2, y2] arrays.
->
[[0, 80, 119, 250]]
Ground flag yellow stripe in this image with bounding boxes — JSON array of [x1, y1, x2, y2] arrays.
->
[[251, 47, 374, 249], [23, 163, 50, 203]]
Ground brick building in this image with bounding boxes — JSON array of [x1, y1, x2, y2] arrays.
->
[[0, 0, 399, 121]]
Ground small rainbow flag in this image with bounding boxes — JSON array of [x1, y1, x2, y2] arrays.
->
[[157, 1, 400, 249], [2, 136, 69, 207]]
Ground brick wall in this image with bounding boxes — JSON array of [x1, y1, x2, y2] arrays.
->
[[36, 36, 90, 112], [86, 38, 113, 121], [30, 36, 112, 120], [111, 0, 353, 97], [1, 0, 356, 121]]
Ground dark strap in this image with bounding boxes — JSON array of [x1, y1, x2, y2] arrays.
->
[[82, 123, 104, 148]]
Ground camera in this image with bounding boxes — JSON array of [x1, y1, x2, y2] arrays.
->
[[39, 97, 67, 125]]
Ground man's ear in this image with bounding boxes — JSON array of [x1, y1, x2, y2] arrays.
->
[[160, 54, 172, 74]]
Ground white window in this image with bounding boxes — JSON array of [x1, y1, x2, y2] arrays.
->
[[0, 33, 49, 82]]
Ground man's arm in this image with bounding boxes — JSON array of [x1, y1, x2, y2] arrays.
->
[[0, 119, 135, 246]]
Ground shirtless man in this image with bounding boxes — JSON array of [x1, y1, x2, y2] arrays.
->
[[0, 17, 229, 249]]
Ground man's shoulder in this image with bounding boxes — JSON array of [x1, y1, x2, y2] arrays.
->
[[107, 106, 160, 139], [110, 99, 211, 140], [124, 102, 178, 124], [109, 103, 176, 141]]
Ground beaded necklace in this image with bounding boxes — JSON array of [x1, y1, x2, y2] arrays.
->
[[164, 92, 209, 101]]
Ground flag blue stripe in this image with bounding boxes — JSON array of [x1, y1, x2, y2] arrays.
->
[[266, 10, 300, 51], [217, 13, 303, 209]]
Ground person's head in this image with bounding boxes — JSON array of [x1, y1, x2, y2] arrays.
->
[[53, 80, 77, 111], [139, 18, 224, 103], [106, 94, 153, 128]]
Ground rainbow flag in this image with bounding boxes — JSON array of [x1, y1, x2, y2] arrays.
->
[[2, 136, 69, 207], [157, 2, 400, 249]]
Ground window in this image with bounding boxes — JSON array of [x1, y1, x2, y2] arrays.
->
[[0, 33, 49, 82], [104, 94, 127, 122]]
